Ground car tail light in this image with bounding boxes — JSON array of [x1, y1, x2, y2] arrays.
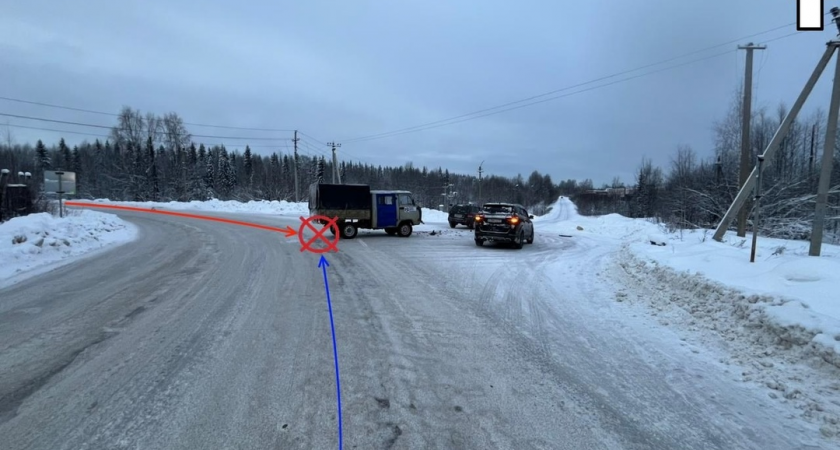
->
[[508, 216, 519, 225]]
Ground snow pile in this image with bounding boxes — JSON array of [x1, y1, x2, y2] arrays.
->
[[534, 197, 661, 241], [536, 195, 840, 367], [0, 210, 138, 287], [418, 208, 449, 224], [91, 198, 309, 216], [627, 231, 840, 367]]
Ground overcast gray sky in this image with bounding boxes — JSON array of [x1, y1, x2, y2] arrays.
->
[[0, 0, 835, 185]]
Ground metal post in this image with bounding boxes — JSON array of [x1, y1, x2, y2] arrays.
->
[[737, 43, 766, 237], [713, 42, 838, 242], [750, 155, 765, 263], [0, 168, 8, 221], [810, 45, 840, 255], [56, 170, 64, 218], [478, 161, 483, 205]]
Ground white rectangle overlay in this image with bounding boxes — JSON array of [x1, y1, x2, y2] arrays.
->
[[798, 0, 824, 30]]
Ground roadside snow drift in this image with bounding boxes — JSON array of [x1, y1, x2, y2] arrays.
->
[[0, 210, 138, 287], [92, 198, 309, 216], [628, 231, 840, 367], [536, 195, 840, 437], [537, 196, 840, 367]]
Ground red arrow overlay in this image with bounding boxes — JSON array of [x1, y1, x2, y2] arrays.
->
[[65, 201, 297, 238]]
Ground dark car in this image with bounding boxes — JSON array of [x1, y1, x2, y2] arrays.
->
[[448, 203, 481, 229], [474, 202, 534, 249]]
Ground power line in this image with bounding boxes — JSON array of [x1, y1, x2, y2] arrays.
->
[[341, 23, 810, 144], [2, 122, 292, 149], [0, 112, 292, 141], [298, 131, 327, 146], [0, 96, 296, 132]]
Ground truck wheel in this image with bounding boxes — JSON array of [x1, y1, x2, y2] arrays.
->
[[385, 227, 396, 235], [340, 223, 358, 239], [397, 222, 413, 237]]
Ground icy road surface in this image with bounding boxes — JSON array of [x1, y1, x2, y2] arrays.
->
[[0, 209, 830, 449]]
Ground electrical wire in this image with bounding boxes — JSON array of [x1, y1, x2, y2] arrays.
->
[[2, 122, 291, 150], [0, 112, 292, 141], [340, 24, 812, 144], [0, 96, 296, 132]]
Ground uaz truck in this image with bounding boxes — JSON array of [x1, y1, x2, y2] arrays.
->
[[308, 183, 423, 239]]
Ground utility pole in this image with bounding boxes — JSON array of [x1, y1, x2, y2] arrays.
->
[[293, 130, 300, 202], [442, 173, 451, 210], [328, 142, 341, 184], [810, 39, 840, 256], [736, 43, 766, 237], [809, 123, 816, 174], [478, 161, 484, 205], [714, 9, 840, 245]]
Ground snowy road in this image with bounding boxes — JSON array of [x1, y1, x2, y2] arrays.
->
[[0, 209, 831, 449]]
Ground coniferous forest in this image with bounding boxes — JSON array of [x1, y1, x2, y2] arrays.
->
[[1, 91, 839, 242]]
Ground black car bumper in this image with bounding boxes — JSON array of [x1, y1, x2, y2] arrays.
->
[[475, 229, 517, 242]]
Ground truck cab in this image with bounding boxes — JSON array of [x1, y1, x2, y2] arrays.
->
[[371, 190, 422, 237]]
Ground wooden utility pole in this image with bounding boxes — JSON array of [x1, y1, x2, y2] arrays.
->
[[328, 142, 341, 183], [293, 130, 300, 202], [713, 40, 839, 243], [810, 48, 840, 255], [736, 43, 766, 237]]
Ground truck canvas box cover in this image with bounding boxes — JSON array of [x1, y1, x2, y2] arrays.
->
[[309, 183, 372, 210]]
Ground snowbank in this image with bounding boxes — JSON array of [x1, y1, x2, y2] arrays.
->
[[628, 230, 840, 367], [534, 197, 662, 240], [536, 195, 840, 367], [536, 195, 840, 436], [92, 198, 309, 216], [0, 210, 138, 288], [418, 208, 449, 223]]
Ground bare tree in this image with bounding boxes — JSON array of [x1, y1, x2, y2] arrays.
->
[[111, 106, 146, 149]]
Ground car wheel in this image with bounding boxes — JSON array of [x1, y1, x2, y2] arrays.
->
[[340, 223, 358, 239], [397, 222, 413, 237], [475, 239, 484, 246], [526, 229, 534, 244], [467, 221, 474, 230], [513, 230, 524, 249], [449, 221, 457, 228]]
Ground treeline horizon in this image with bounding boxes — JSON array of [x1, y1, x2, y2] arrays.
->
[[1, 88, 838, 243]]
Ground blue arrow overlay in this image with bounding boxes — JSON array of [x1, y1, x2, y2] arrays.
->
[[318, 255, 343, 450]]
